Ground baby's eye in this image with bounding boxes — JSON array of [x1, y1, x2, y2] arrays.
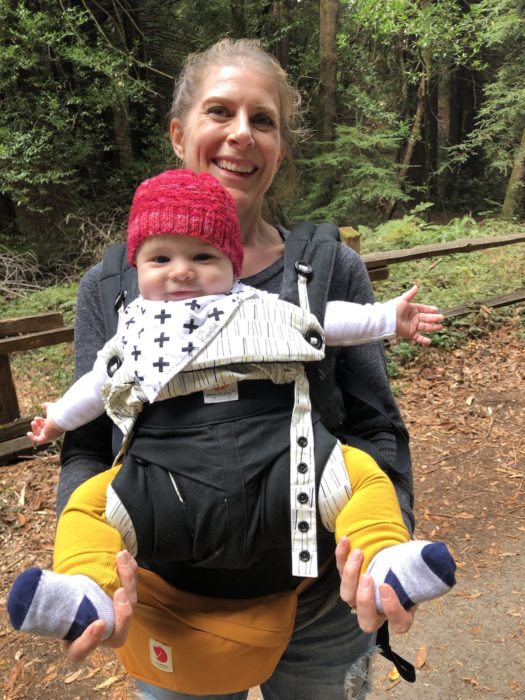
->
[[194, 253, 214, 262], [153, 255, 170, 264]]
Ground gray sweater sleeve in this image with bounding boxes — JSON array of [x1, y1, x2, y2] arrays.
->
[[328, 245, 414, 532], [57, 263, 115, 516]]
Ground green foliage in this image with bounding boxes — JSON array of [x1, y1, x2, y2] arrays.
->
[[346, 0, 486, 69], [364, 215, 525, 368], [0, 282, 78, 323], [0, 1, 154, 212], [1, 0, 524, 255], [289, 125, 411, 225], [446, 0, 525, 188], [359, 204, 483, 251]]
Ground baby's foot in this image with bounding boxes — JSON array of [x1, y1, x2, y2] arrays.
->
[[7, 567, 114, 641]]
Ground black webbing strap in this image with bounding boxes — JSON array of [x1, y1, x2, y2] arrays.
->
[[336, 364, 411, 475], [376, 621, 416, 683], [280, 220, 340, 324], [99, 242, 138, 338]]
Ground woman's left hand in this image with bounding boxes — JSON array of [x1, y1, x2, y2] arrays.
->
[[60, 550, 138, 662], [336, 537, 415, 634]]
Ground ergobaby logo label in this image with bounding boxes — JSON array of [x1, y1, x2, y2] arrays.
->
[[203, 382, 239, 404], [149, 638, 173, 672]]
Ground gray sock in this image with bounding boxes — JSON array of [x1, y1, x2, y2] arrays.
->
[[367, 540, 456, 612], [7, 567, 114, 641]]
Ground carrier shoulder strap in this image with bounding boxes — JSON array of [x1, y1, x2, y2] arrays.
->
[[336, 366, 411, 475], [98, 242, 139, 339], [283, 221, 411, 476], [280, 220, 340, 324]]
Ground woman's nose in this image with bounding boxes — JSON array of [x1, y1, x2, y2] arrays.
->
[[227, 113, 254, 149]]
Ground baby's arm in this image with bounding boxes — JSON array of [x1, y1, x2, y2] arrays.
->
[[324, 285, 443, 347], [27, 359, 107, 445]]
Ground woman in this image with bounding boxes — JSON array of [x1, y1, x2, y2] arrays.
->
[[58, 38, 416, 699]]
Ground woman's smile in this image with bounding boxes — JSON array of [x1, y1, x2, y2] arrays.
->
[[213, 157, 258, 176]]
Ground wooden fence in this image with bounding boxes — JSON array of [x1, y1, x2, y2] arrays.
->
[[1, 231, 524, 461]]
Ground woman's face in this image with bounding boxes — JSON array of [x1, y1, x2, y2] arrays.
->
[[170, 64, 285, 218]]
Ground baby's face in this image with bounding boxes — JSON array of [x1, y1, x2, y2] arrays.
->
[[136, 235, 235, 302]]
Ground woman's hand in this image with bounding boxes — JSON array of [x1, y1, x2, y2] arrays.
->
[[336, 537, 415, 634], [61, 551, 138, 663]]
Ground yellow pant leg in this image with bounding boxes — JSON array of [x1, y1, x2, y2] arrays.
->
[[53, 464, 123, 597], [335, 445, 410, 572]]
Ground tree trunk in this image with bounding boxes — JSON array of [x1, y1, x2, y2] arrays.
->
[[400, 76, 426, 187], [318, 0, 339, 141], [424, 72, 438, 203], [448, 65, 478, 147], [502, 127, 525, 218], [113, 98, 134, 170], [0, 194, 14, 235], [383, 76, 426, 219], [270, 1, 290, 68], [231, 0, 247, 38]]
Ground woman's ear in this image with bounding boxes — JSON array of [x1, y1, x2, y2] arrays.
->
[[278, 145, 286, 169], [170, 119, 184, 160]]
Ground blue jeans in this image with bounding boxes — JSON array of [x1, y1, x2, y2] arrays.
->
[[135, 595, 375, 700]]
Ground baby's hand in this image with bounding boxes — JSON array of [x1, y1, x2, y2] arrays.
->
[[27, 403, 64, 444], [395, 285, 444, 346]]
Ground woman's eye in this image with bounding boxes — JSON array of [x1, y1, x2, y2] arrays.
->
[[252, 113, 275, 128], [207, 105, 228, 118]]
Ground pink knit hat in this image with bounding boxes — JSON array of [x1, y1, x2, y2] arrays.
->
[[127, 169, 244, 277]]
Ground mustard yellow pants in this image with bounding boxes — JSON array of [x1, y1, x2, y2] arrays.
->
[[54, 445, 409, 596]]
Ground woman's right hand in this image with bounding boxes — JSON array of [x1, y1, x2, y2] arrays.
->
[[336, 537, 415, 635], [61, 550, 138, 662]]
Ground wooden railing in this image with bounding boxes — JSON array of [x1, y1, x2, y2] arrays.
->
[[362, 231, 525, 317], [0, 313, 74, 460], [1, 231, 523, 461]]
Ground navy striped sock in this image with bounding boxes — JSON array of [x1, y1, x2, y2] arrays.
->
[[7, 568, 114, 641], [367, 540, 456, 612]]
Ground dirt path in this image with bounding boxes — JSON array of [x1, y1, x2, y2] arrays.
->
[[367, 319, 524, 699], [1, 319, 523, 699]]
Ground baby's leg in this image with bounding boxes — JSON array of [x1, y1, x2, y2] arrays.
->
[[7, 465, 123, 641], [332, 445, 455, 611], [105, 453, 194, 562]]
